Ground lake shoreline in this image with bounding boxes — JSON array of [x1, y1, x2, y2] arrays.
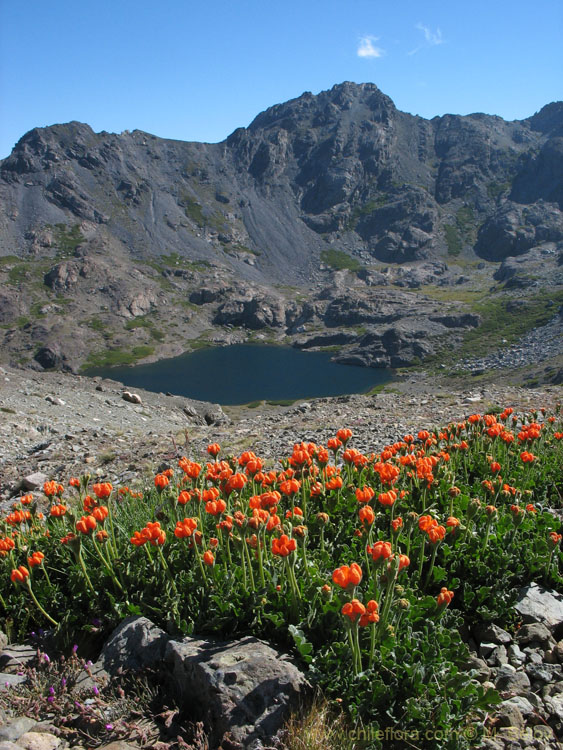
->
[[84, 342, 394, 405]]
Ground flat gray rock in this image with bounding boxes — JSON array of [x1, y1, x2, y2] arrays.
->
[[515, 583, 563, 632]]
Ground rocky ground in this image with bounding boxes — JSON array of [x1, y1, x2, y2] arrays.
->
[[1, 363, 561, 506]]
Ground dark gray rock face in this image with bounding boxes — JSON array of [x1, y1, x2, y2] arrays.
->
[[2, 83, 562, 281]]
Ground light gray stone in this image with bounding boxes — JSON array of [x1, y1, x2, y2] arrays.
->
[[502, 695, 535, 717], [516, 622, 554, 646], [0, 645, 36, 674], [543, 692, 563, 722], [15, 731, 61, 750], [526, 662, 562, 683], [508, 643, 526, 667], [495, 668, 531, 693], [0, 673, 27, 689], [495, 700, 526, 729], [20, 472, 48, 492], [0, 720, 37, 743], [475, 623, 512, 645], [515, 583, 563, 631]]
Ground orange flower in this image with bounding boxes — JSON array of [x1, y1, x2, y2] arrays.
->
[[446, 516, 460, 530], [27, 551, 45, 568], [205, 499, 227, 516], [92, 482, 113, 499], [0, 537, 16, 555], [525, 503, 536, 514], [174, 517, 198, 538], [271, 534, 297, 557], [355, 486, 375, 504], [76, 515, 97, 534], [427, 525, 446, 544], [332, 563, 363, 589], [520, 451, 536, 463], [358, 506, 375, 526], [43, 481, 64, 497], [20, 494, 33, 505], [359, 599, 379, 627], [549, 532, 562, 547], [418, 515, 437, 532], [83, 495, 97, 512], [92, 505, 109, 522], [225, 473, 247, 494], [177, 490, 191, 505], [154, 473, 170, 491], [279, 478, 301, 496], [96, 530, 109, 543], [436, 587, 454, 608], [50, 504, 67, 518], [378, 490, 397, 507], [490, 462, 501, 474], [327, 437, 342, 452], [326, 476, 343, 491], [203, 550, 214, 566], [69, 477, 81, 488], [11, 566, 30, 583], [336, 428, 353, 443], [391, 517, 403, 533], [207, 443, 221, 457], [366, 541, 393, 562], [341, 598, 365, 622], [398, 554, 410, 571], [130, 530, 147, 546], [144, 521, 166, 546]]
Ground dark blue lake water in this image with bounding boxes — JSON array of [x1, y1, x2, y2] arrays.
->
[[86, 344, 392, 405]]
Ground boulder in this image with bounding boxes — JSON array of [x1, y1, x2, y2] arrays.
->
[[166, 634, 310, 749], [515, 583, 563, 634], [99, 616, 168, 675]]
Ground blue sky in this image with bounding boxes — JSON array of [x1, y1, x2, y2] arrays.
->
[[1, 0, 562, 159]]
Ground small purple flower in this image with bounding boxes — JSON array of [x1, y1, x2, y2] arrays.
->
[[84, 660, 92, 670], [49, 686, 55, 696], [92, 685, 99, 696], [61, 677, 67, 687], [43, 654, 50, 663], [72, 644, 78, 654], [105, 724, 113, 732], [4, 682, 9, 688], [48, 696, 54, 704], [74, 701, 82, 710]]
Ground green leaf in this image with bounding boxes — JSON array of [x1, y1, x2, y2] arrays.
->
[[288, 624, 313, 664]]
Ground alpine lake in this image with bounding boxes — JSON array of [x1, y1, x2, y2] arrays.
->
[[86, 343, 393, 406]]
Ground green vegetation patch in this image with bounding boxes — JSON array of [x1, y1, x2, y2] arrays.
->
[[444, 224, 462, 256], [124, 316, 165, 342], [51, 224, 85, 257], [487, 181, 511, 201], [320, 249, 362, 272], [347, 195, 389, 229], [83, 345, 155, 369], [456, 289, 563, 359]]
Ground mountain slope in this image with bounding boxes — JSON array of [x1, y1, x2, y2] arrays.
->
[[1, 82, 562, 376]]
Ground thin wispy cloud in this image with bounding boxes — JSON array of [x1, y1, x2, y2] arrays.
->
[[408, 23, 444, 55], [357, 36, 385, 59]]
